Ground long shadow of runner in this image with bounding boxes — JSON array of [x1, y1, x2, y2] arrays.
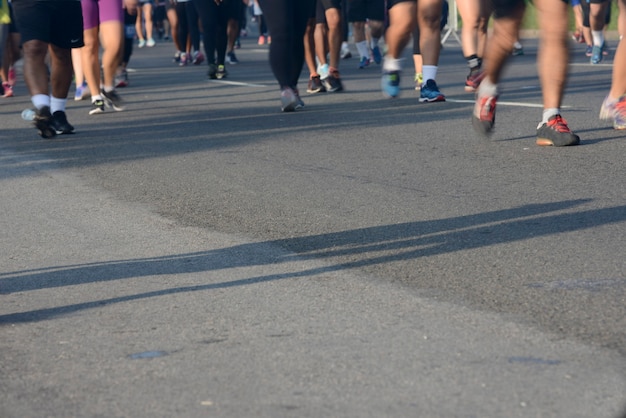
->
[[3, 199, 626, 323]]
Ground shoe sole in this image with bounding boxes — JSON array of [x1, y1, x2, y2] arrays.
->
[[536, 135, 580, 147], [103, 98, 125, 111], [35, 121, 56, 139], [471, 116, 495, 138], [419, 96, 446, 103]]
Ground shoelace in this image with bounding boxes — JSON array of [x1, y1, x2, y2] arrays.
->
[[546, 115, 571, 133]]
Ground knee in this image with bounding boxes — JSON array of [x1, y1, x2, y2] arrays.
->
[[22, 40, 48, 59]]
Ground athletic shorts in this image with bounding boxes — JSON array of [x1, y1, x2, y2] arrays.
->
[[12, 0, 84, 49], [316, 0, 341, 24], [81, 0, 124, 30], [7, 3, 18, 33], [223, 0, 244, 20], [347, 0, 385, 22]]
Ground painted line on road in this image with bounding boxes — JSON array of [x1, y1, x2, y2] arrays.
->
[[208, 80, 269, 88], [447, 98, 571, 109]]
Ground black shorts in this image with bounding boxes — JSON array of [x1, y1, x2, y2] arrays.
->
[[223, 0, 244, 20], [347, 0, 385, 22], [12, 0, 83, 49], [8, 3, 19, 33], [316, 0, 341, 24]]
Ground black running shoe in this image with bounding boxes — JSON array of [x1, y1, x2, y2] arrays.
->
[[89, 99, 105, 115], [306, 75, 325, 94], [322, 71, 344, 93], [216, 65, 228, 79], [34, 106, 56, 139], [101, 89, 125, 111], [51, 111, 75, 134], [208, 63, 217, 79], [536, 115, 580, 147]]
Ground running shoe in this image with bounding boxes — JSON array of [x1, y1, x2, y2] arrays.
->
[[464, 68, 484, 92], [173, 51, 182, 63], [1, 82, 13, 98], [512, 45, 524, 56], [51, 111, 75, 134], [585, 45, 593, 57], [472, 93, 498, 137], [89, 99, 105, 115], [74, 81, 89, 100], [414, 73, 423, 91], [258, 35, 266, 45], [179, 52, 188, 66], [34, 106, 56, 139], [146, 38, 156, 47], [381, 70, 400, 98], [280, 87, 298, 112], [138, 39, 146, 48], [322, 70, 344, 93], [294, 88, 305, 109], [599, 95, 626, 130], [307, 75, 326, 94], [208, 64, 217, 79], [102, 89, 125, 111], [358, 57, 370, 69], [216, 65, 228, 79], [192, 50, 205, 65], [115, 70, 129, 88], [419, 79, 445, 102], [371, 46, 382, 64], [341, 45, 352, 59], [536, 115, 580, 146], [8, 66, 16, 86], [226, 51, 239, 64], [591, 43, 604, 64], [317, 63, 329, 80]]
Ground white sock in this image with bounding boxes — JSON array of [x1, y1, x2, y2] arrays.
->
[[542, 108, 560, 124], [592, 30, 604, 47], [383, 57, 402, 72], [32, 94, 50, 110], [356, 41, 369, 59], [92, 94, 103, 102], [422, 65, 438, 85], [50, 97, 67, 113], [477, 76, 498, 97]]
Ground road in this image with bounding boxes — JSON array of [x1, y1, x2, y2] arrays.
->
[[1, 33, 625, 417]]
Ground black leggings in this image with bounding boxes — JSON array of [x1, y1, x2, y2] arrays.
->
[[193, 0, 228, 65], [177, 2, 201, 53], [257, 0, 315, 89]]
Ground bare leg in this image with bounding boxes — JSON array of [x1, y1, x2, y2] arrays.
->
[[100, 20, 124, 89], [536, 0, 569, 109], [81, 26, 101, 99], [21, 40, 50, 97]]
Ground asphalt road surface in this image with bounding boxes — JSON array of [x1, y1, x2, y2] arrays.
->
[[1, 32, 625, 418]]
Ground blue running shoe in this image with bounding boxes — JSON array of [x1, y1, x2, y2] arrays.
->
[[591, 44, 603, 64], [419, 79, 445, 102], [371, 46, 382, 64], [381, 70, 401, 98], [358, 56, 370, 69]]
